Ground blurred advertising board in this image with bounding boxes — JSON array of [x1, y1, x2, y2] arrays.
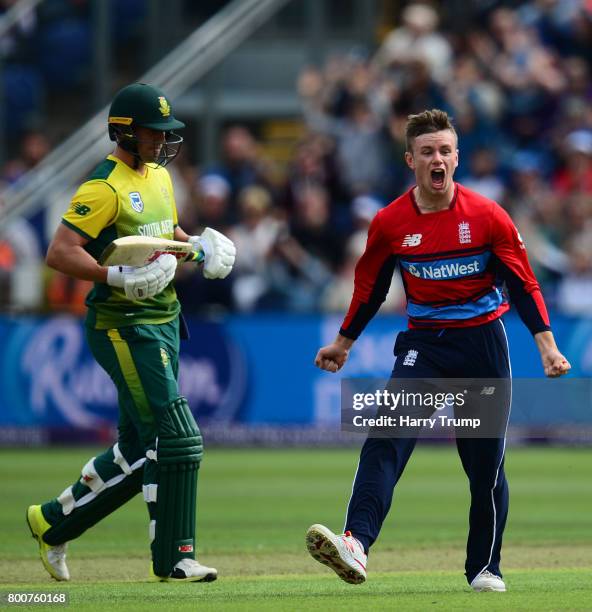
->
[[0, 313, 589, 444]]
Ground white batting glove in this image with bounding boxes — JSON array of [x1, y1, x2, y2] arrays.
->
[[189, 228, 236, 279], [107, 254, 177, 300]]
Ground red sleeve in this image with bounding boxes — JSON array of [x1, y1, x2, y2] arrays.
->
[[491, 204, 551, 334], [340, 212, 398, 339]]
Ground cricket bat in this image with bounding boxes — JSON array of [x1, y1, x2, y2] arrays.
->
[[98, 236, 204, 266]]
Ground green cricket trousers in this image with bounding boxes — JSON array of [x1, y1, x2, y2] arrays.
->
[[38, 318, 204, 576]]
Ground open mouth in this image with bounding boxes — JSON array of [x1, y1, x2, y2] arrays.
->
[[431, 169, 445, 189]]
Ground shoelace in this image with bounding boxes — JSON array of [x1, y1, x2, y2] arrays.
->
[[479, 570, 499, 579], [49, 544, 67, 560], [342, 532, 365, 555]]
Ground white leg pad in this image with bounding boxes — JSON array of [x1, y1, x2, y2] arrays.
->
[[113, 443, 133, 475], [142, 484, 158, 503], [80, 458, 106, 493], [149, 520, 156, 543], [57, 486, 75, 516]]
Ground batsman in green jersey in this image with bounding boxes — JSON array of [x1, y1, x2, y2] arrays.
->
[[26, 83, 236, 583]]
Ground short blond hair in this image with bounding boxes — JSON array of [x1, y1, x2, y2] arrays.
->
[[405, 109, 456, 152]]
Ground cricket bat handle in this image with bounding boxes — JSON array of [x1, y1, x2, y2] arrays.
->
[[184, 249, 205, 264]]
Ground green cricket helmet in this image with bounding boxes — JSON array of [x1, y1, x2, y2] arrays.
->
[[108, 83, 185, 167]]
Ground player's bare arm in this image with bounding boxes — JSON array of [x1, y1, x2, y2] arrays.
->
[[174, 226, 191, 242], [534, 331, 571, 378], [46, 223, 108, 283], [48, 224, 177, 301], [314, 334, 354, 373]]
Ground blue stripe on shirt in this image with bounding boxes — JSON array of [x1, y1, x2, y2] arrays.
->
[[407, 288, 503, 321]]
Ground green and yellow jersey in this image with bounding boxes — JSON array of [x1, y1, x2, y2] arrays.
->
[[62, 154, 181, 329]]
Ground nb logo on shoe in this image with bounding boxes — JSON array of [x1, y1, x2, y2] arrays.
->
[[402, 234, 422, 247], [403, 349, 418, 366]]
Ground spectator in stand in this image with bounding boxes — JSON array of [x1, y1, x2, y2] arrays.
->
[[381, 99, 416, 198], [0, 183, 43, 311], [445, 54, 503, 123], [556, 231, 592, 317], [174, 174, 234, 313], [46, 272, 92, 315], [373, 2, 452, 84], [504, 164, 569, 286], [229, 185, 284, 311], [262, 230, 332, 312], [255, 186, 336, 312], [462, 147, 505, 203], [322, 194, 405, 314], [282, 134, 338, 214], [208, 125, 276, 211], [552, 130, 592, 196], [299, 87, 386, 201], [486, 7, 566, 146], [4, 0, 592, 316], [554, 57, 592, 135], [505, 153, 568, 285], [390, 57, 448, 117], [193, 173, 233, 230], [565, 1, 592, 59], [1, 129, 51, 184], [167, 147, 199, 229], [290, 184, 344, 272]]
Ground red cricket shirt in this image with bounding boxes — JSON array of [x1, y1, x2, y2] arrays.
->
[[341, 183, 550, 338]]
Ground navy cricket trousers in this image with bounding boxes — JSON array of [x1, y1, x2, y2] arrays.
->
[[344, 318, 511, 583]]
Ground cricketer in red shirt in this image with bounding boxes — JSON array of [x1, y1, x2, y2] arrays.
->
[[316, 114, 570, 378], [307, 109, 571, 592]]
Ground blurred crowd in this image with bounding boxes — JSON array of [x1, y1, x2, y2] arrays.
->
[[1, 0, 592, 317], [0, 0, 150, 134]]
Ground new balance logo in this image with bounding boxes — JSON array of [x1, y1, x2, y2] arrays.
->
[[480, 386, 496, 395], [402, 234, 422, 247], [458, 222, 471, 244], [403, 349, 418, 366], [72, 202, 91, 216]]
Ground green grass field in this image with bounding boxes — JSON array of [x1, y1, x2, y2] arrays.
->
[[1, 446, 591, 611]]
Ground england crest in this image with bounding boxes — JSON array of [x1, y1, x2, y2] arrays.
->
[[458, 221, 471, 244], [129, 192, 144, 213]]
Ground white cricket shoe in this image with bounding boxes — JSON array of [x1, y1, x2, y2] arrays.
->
[[470, 570, 506, 592], [26, 505, 70, 582], [306, 524, 367, 584], [151, 558, 218, 583]]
